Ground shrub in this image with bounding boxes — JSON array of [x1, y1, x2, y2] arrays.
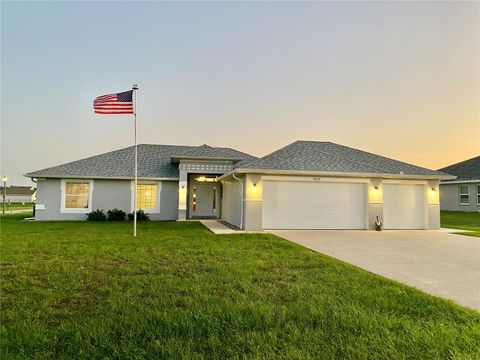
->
[[128, 210, 150, 221], [86, 209, 107, 221], [107, 208, 126, 221]]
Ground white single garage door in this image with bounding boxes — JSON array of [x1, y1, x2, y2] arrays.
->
[[383, 184, 426, 229], [262, 180, 367, 229]]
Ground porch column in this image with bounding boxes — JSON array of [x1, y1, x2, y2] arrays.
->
[[178, 169, 188, 221], [427, 179, 440, 229], [368, 178, 383, 230]]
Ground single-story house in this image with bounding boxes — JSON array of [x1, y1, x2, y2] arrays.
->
[[438, 156, 480, 212], [0, 186, 36, 203], [25, 141, 453, 230]]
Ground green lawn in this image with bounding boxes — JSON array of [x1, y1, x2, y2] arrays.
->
[[1, 214, 479, 359], [1, 203, 35, 211], [441, 211, 480, 237]]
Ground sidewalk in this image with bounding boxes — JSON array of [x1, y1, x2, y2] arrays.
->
[[2, 208, 33, 214], [200, 220, 263, 234], [439, 227, 474, 234]]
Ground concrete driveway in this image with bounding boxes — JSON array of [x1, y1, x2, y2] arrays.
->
[[270, 230, 480, 310]]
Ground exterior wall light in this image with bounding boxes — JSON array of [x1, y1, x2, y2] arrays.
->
[[252, 183, 257, 191], [431, 187, 436, 192], [374, 186, 379, 191]]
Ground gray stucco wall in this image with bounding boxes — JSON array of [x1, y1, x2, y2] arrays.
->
[[221, 178, 243, 228], [34, 178, 178, 221], [35, 179, 80, 220], [440, 182, 480, 212], [93, 179, 131, 213], [244, 174, 262, 230], [155, 181, 179, 221]]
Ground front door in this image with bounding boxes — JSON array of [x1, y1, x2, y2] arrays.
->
[[190, 183, 218, 218]]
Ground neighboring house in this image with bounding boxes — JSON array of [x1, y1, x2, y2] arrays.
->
[[25, 141, 453, 230], [438, 156, 480, 212], [0, 186, 36, 203]]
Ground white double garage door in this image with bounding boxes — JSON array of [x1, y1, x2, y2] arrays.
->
[[262, 179, 426, 230]]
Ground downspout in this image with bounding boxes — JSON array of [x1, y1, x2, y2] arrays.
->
[[231, 172, 244, 230]]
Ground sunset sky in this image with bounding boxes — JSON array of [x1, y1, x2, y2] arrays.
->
[[2, 1, 479, 185]]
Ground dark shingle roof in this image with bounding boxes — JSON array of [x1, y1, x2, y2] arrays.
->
[[238, 141, 448, 177], [438, 156, 480, 182], [25, 144, 257, 179]]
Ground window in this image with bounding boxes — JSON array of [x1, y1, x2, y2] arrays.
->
[[136, 184, 157, 209], [61, 180, 92, 213], [477, 184, 480, 205], [459, 185, 469, 205], [212, 187, 216, 213], [192, 186, 197, 212]]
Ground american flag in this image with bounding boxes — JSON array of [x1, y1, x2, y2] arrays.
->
[[94, 90, 134, 114]]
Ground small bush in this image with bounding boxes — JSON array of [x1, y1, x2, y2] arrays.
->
[[107, 208, 126, 221], [128, 210, 150, 221], [86, 209, 107, 221]]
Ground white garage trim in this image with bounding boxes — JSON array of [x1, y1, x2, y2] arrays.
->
[[261, 175, 369, 183], [382, 179, 428, 185], [383, 183, 427, 229], [262, 179, 368, 230]]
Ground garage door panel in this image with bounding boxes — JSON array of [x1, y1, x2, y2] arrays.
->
[[383, 184, 425, 229], [262, 180, 366, 229]]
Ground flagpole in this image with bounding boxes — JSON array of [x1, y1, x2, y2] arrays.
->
[[133, 84, 138, 237]]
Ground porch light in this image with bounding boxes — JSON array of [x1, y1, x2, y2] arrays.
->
[[195, 176, 218, 182], [252, 182, 257, 191], [374, 186, 379, 191], [431, 187, 436, 192]]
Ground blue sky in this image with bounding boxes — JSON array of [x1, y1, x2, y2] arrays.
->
[[2, 1, 478, 185]]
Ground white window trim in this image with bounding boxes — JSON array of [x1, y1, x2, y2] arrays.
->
[[459, 185, 470, 206], [130, 181, 161, 213], [477, 184, 480, 206], [60, 179, 94, 213]]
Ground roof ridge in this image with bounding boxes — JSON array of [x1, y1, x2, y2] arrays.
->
[[294, 140, 332, 144], [242, 140, 300, 167], [322, 142, 439, 174], [438, 155, 480, 171]]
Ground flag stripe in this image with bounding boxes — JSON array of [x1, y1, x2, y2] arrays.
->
[[94, 105, 133, 109], [94, 111, 134, 114], [94, 103, 133, 107]]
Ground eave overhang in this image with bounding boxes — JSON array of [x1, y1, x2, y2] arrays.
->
[[218, 168, 456, 181], [24, 174, 179, 181], [440, 179, 479, 185]]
